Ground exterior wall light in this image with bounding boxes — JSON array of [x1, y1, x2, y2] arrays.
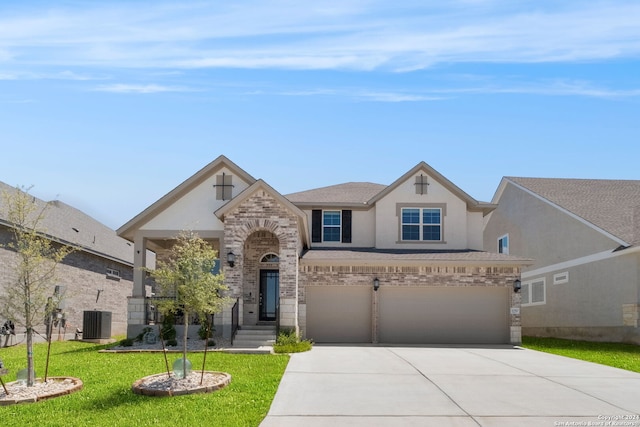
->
[[513, 279, 522, 293], [373, 277, 380, 291], [227, 251, 236, 267]]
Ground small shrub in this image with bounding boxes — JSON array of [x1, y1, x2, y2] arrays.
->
[[198, 322, 214, 340], [273, 328, 312, 354], [166, 339, 178, 347], [135, 327, 153, 343], [160, 314, 177, 341], [207, 339, 216, 347], [120, 338, 134, 347]]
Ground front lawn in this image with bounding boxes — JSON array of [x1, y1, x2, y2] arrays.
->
[[522, 336, 640, 373], [0, 340, 289, 427]]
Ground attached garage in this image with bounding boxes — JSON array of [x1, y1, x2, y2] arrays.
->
[[306, 286, 372, 343], [378, 286, 510, 344]]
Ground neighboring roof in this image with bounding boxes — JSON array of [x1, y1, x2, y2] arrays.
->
[[505, 177, 640, 246], [301, 248, 532, 266], [0, 182, 134, 265], [368, 162, 497, 214], [118, 155, 256, 240], [285, 182, 386, 207]]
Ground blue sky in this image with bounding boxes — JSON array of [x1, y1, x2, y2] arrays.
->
[[1, 0, 639, 230]]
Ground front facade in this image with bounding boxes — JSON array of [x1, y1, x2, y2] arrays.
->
[[484, 177, 640, 344], [119, 156, 530, 345], [0, 182, 136, 341]]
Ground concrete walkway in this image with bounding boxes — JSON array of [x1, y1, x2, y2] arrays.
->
[[260, 345, 640, 427]]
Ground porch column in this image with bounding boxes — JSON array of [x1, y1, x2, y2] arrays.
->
[[127, 234, 148, 338]]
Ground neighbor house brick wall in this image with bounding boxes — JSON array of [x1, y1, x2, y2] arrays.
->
[[0, 227, 133, 340]]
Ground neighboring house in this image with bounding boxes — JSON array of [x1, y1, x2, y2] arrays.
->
[[484, 177, 640, 344], [0, 182, 136, 342], [118, 156, 530, 345]]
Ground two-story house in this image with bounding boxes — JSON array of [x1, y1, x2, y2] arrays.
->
[[118, 156, 530, 345], [484, 177, 640, 344]]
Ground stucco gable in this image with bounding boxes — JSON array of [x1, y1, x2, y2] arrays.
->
[[117, 155, 256, 240], [368, 162, 496, 214], [498, 177, 640, 246]]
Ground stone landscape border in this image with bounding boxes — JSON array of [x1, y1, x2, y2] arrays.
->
[[0, 376, 83, 406], [131, 371, 232, 397]]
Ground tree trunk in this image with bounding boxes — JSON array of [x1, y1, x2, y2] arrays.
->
[[26, 328, 35, 386], [182, 313, 188, 378]]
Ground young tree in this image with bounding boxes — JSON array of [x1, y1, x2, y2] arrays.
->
[[149, 231, 229, 377], [0, 186, 72, 386]]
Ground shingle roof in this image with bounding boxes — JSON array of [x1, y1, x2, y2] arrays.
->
[[507, 177, 640, 246], [301, 248, 531, 265], [285, 182, 386, 206], [0, 182, 134, 265]]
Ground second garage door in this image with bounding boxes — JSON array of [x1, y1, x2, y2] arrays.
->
[[378, 286, 510, 344]]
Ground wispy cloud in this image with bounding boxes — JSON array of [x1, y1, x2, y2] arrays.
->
[[93, 83, 189, 94], [0, 1, 639, 71]]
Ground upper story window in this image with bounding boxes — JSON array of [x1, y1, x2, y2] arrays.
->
[[311, 209, 352, 244], [401, 207, 442, 241], [498, 234, 509, 254], [323, 211, 341, 242]]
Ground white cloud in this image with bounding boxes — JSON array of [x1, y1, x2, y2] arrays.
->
[[93, 83, 188, 94], [0, 1, 639, 71]]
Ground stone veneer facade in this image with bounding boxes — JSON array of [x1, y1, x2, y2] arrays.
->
[[222, 189, 303, 334]]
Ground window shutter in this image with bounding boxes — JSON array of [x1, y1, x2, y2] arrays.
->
[[341, 210, 352, 243], [312, 210, 322, 243]]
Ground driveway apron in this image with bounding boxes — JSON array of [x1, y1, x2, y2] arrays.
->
[[260, 345, 640, 427]]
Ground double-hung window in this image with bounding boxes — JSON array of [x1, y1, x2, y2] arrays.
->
[[311, 209, 352, 243], [323, 211, 341, 242], [401, 207, 442, 241]]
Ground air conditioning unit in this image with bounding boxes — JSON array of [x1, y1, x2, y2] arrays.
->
[[82, 311, 112, 340]]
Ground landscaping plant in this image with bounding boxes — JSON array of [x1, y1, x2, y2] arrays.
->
[[0, 186, 73, 386], [147, 231, 229, 378]]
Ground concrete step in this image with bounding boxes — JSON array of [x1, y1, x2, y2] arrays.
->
[[232, 325, 277, 348], [232, 339, 276, 348]]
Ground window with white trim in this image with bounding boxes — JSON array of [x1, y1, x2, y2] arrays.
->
[[323, 211, 341, 242], [522, 278, 545, 306], [498, 234, 509, 254], [401, 207, 442, 241], [553, 272, 569, 285]]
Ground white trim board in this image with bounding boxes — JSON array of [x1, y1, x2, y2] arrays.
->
[[522, 246, 640, 279]]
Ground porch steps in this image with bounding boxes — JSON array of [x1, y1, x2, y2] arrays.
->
[[232, 325, 276, 348]]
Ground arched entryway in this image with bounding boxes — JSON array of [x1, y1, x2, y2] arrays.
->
[[242, 231, 280, 326]]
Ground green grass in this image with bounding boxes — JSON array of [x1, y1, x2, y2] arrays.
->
[[522, 336, 640, 373], [0, 340, 289, 427]]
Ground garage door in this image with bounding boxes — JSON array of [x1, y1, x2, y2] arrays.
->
[[306, 286, 372, 343], [378, 287, 509, 344]]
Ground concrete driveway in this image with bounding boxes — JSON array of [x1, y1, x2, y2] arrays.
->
[[260, 345, 640, 427]]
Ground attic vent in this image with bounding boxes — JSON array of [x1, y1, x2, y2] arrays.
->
[[214, 172, 234, 201], [553, 272, 569, 285], [415, 174, 429, 195], [106, 268, 120, 279]]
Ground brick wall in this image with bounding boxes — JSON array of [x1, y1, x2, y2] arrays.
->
[[222, 189, 301, 331], [0, 227, 133, 340]]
